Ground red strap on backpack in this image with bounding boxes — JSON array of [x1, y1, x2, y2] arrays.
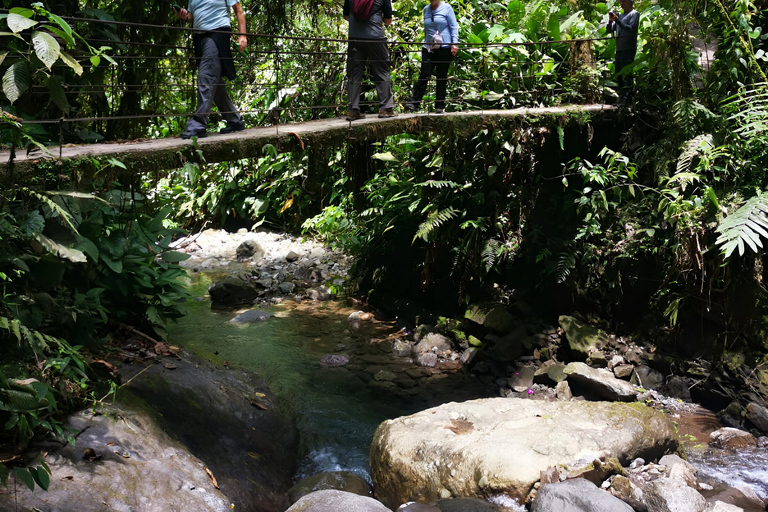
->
[[352, 0, 376, 20]]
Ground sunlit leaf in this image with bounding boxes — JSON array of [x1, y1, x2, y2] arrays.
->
[[59, 52, 83, 76], [2, 61, 31, 103], [7, 13, 37, 33], [32, 31, 61, 69], [35, 234, 87, 263]]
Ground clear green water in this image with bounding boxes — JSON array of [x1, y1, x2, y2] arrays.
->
[[168, 273, 410, 481]]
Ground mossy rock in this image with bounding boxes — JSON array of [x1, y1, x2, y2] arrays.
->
[[465, 303, 517, 334], [558, 315, 609, 359]]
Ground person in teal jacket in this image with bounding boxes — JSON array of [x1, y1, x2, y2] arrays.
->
[[404, 0, 459, 114]]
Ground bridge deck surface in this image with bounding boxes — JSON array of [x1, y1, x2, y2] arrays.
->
[[1, 105, 615, 179]]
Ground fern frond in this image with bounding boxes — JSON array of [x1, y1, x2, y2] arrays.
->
[[482, 239, 501, 272], [20, 187, 80, 235], [715, 194, 768, 258], [672, 99, 717, 137], [415, 180, 460, 189], [723, 84, 768, 138], [666, 172, 703, 192], [676, 134, 715, 175], [555, 250, 576, 284], [413, 207, 459, 243]]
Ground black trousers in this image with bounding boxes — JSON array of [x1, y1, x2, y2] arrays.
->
[[409, 47, 454, 110], [615, 51, 635, 102]]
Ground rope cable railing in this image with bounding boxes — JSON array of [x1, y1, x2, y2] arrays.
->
[[2, 12, 613, 140]]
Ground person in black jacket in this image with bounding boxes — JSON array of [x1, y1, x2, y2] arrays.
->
[[174, 0, 247, 138], [343, 0, 397, 120], [607, 0, 640, 107]]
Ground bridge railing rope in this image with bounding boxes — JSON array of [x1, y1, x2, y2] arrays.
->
[[8, 12, 613, 145]]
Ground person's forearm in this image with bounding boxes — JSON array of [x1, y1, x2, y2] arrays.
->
[[237, 9, 246, 35]]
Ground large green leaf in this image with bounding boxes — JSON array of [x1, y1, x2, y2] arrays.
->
[[35, 234, 87, 263], [43, 12, 75, 47], [13, 467, 35, 491], [160, 251, 191, 263], [32, 31, 61, 69], [59, 52, 83, 76], [0, 51, 7, 67], [2, 61, 31, 103], [46, 75, 70, 113], [7, 13, 37, 33]]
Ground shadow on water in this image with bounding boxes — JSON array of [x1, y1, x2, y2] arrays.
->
[[169, 273, 496, 482]]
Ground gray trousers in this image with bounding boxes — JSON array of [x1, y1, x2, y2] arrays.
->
[[347, 39, 394, 111], [186, 37, 242, 131]]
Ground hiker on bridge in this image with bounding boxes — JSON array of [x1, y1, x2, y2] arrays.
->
[[607, 0, 639, 107], [343, 0, 397, 121], [404, 0, 459, 114], [174, 0, 247, 139]]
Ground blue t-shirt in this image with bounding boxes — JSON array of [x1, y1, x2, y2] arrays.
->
[[188, 0, 239, 31], [423, 2, 459, 50]]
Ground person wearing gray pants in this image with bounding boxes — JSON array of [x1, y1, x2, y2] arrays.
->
[[174, 0, 247, 138], [343, 0, 396, 120]]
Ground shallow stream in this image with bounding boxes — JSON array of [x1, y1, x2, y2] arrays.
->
[[169, 272, 495, 482]]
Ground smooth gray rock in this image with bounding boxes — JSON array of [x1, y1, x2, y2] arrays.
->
[[320, 354, 350, 367], [278, 281, 296, 294], [393, 340, 414, 357], [417, 352, 438, 368], [643, 477, 706, 512], [632, 365, 665, 390], [285, 490, 390, 512], [285, 250, 300, 262], [208, 277, 259, 305], [709, 428, 757, 450], [703, 502, 744, 512], [414, 333, 453, 356], [534, 364, 567, 386], [746, 402, 768, 433], [564, 362, 638, 402], [230, 309, 273, 323], [236, 239, 265, 260], [370, 397, 679, 508], [531, 478, 634, 512], [307, 286, 332, 301]]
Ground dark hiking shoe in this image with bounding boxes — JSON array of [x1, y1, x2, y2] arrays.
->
[[346, 110, 366, 121], [220, 121, 246, 134], [180, 128, 207, 139], [434, 108, 444, 114], [378, 108, 398, 118], [404, 102, 417, 113]]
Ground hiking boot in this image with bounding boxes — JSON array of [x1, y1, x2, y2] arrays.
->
[[346, 109, 366, 121], [220, 121, 246, 134], [434, 107, 444, 114], [378, 108, 397, 118], [404, 102, 417, 113], [180, 127, 207, 139]]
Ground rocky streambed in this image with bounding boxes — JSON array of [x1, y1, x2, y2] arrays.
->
[[3, 227, 768, 512]]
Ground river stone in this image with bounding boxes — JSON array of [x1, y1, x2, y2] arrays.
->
[[0, 405, 232, 512], [556, 380, 572, 400], [534, 364, 567, 386], [745, 402, 768, 433], [709, 427, 757, 450], [703, 502, 745, 512], [486, 327, 527, 362], [414, 333, 453, 356], [307, 286, 332, 301], [279, 281, 296, 294], [632, 365, 665, 390], [287, 472, 372, 505], [558, 315, 609, 359], [369, 397, 679, 508], [564, 362, 639, 402], [643, 476, 706, 512], [236, 239, 265, 260], [465, 304, 516, 334], [285, 489, 390, 512], [508, 367, 535, 392], [208, 277, 259, 305], [286, 250, 300, 262], [393, 340, 413, 357], [531, 478, 634, 512], [614, 365, 635, 380], [230, 309, 273, 323], [320, 354, 350, 367], [418, 352, 438, 367]]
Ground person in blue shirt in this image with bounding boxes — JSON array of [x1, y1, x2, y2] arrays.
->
[[607, 0, 639, 107], [174, 0, 247, 138], [404, 0, 459, 114]]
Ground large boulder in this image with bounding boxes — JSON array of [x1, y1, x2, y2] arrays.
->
[[746, 402, 768, 433], [564, 362, 639, 402], [208, 277, 259, 306], [465, 304, 517, 334], [370, 397, 679, 509], [643, 476, 706, 512], [531, 478, 634, 512], [285, 490, 390, 512], [558, 315, 609, 359]]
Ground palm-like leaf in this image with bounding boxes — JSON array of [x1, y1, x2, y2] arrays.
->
[[715, 194, 768, 257], [413, 207, 459, 242]]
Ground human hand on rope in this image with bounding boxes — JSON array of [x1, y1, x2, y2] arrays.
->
[[451, 44, 458, 56], [173, 6, 192, 23], [238, 34, 248, 52]]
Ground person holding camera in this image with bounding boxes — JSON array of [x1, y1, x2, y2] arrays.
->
[[607, 0, 639, 107], [174, 0, 247, 138], [403, 0, 459, 114]]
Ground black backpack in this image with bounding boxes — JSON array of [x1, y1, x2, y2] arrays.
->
[[351, 0, 376, 20]]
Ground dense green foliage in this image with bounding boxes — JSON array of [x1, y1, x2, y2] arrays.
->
[[2, 0, 768, 489]]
